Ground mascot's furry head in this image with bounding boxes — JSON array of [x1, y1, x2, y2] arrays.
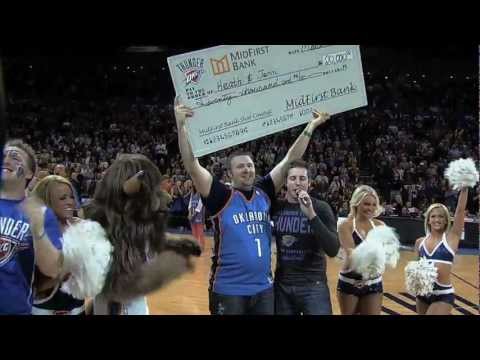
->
[[63, 154, 200, 304], [91, 154, 171, 223]]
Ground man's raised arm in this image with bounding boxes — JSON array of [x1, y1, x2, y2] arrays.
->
[[174, 97, 213, 198]]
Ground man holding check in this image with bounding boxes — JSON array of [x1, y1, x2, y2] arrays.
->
[[174, 96, 330, 315]]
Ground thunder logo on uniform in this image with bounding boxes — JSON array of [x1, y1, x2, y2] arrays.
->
[[0, 217, 30, 266]]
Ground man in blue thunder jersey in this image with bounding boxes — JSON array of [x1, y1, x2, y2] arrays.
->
[[174, 98, 331, 315], [1, 139, 64, 314]]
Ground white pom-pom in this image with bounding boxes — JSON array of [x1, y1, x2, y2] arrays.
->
[[370, 226, 401, 268], [350, 226, 400, 279], [444, 158, 479, 190], [61, 220, 113, 299], [404, 257, 438, 296], [350, 240, 385, 279]]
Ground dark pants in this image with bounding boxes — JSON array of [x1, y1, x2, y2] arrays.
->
[[275, 280, 333, 315], [209, 287, 274, 315]]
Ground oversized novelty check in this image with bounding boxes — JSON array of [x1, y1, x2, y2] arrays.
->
[[167, 45, 367, 157]]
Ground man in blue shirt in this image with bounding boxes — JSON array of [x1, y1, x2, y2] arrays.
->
[[0, 139, 64, 314]]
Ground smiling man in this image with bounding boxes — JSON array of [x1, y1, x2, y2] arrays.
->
[[271, 159, 339, 315], [174, 98, 330, 315], [0, 139, 64, 315]]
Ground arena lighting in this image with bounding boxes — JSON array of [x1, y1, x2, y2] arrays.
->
[[125, 46, 166, 53]]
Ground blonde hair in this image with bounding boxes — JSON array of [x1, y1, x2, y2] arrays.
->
[[349, 185, 383, 218], [423, 203, 451, 235], [31, 175, 76, 210]]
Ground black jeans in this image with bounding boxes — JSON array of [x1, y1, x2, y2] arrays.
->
[[209, 287, 274, 315]]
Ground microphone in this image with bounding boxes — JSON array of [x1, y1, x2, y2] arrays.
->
[[296, 189, 308, 206]]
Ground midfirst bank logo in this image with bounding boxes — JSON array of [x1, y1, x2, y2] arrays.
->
[[176, 57, 205, 85], [210, 55, 231, 75]]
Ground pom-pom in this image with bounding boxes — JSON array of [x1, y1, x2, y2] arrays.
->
[[444, 158, 479, 190], [369, 226, 401, 268], [404, 257, 438, 296], [61, 220, 113, 299], [350, 240, 385, 279], [350, 226, 400, 279]]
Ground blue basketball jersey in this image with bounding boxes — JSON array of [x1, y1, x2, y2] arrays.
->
[[0, 199, 63, 314], [211, 188, 273, 296]]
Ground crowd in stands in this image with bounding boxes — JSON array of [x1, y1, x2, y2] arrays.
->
[[4, 47, 478, 225]]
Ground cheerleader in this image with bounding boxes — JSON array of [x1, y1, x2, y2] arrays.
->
[[336, 185, 386, 315], [31, 175, 87, 315], [413, 191, 467, 315], [406, 158, 478, 315]]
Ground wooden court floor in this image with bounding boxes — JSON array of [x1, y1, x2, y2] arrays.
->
[[148, 237, 479, 315]]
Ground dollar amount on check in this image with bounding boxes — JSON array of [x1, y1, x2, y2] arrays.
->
[[167, 45, 368, 157]]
